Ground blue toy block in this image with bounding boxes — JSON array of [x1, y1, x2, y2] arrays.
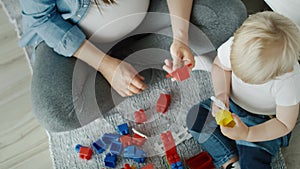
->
[[110, 141, 123, 155], [117, 123, 129, 135], [92, 139, 106, 154], [124, 145, 136, 158], [75, 144, 82, 153], [132, 149, 146, 163], [104, 153, 117, 168], [102, 133, 120, 145], [171, 162, 183, 169]]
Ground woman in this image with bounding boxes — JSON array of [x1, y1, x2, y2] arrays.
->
[[19, 0, 247, 132]]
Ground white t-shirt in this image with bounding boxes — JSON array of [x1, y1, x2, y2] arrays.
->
[[217, 37, 300, 115], [78, 0, 150, 43], [264, 0, 300, 29]]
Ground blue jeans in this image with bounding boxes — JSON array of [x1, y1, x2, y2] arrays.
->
[[186, 98, 291, 168]]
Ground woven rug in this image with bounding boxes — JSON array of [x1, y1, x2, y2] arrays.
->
[[48, 70, 286, 169]]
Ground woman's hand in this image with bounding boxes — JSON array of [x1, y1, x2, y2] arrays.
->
[[99, 56, 147, 97], [165, 40, 195, 71], [220, 114, 249, 140]]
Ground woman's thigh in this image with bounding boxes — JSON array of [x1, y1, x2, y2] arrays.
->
[[32, 42, 115, 132]]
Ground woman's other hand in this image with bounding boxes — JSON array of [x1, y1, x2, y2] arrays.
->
[[168, 40, 195, 71], [99, 56, 147, 97]]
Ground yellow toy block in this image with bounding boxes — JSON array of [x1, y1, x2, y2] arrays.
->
[[215, 110, 236, 127]]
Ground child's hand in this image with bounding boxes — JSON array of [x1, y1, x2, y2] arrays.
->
[[220, 114, 249, 140]]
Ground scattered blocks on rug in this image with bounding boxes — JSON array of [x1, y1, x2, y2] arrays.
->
[[186, 151, 214, 169], [92, 138, 106, 154], [215, 110, 236, 127], [110, 141, 123, 155], [104, 153, 117, 168], [134, 109, 147, 124], [117, 123, 130, 135], [156, 93, 171, 113]]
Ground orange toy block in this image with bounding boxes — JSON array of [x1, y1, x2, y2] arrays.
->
[[215, 110, 236, 127]]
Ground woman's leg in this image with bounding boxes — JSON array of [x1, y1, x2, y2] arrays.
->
[[32, 42, 115, 132], [186, 99, 238, 168]]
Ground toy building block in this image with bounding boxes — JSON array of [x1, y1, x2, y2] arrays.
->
[[166, 64, 192, 82], [124, 145, 147, 163], [124, 145, 136, 158], [160, 131, 176, 153], [160, 131, 182, 165], [131, 164, 137, 169], [186, 151, 214, 169], [167, 153, 181, 165], [134, 109, 147, 124], [104, 153, 117, 168], [122, 163, 131, 169], [141, 163, 154, 169], [117, 123, 129, 135], [132, 133, 146, 147], [75, 144, 82, 153], [120, 134, 132, 147], [110, 141, 123, 155], [75, 144, 93, 160], [92, 138, 106, 154], [132, 148, 147, 163], [171, 161, 183, 169], [102, 133, 120, 145], [156, 93, 171, 113], [215, 109, 236, 127]]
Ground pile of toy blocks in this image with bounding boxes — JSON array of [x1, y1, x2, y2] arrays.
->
[[75, 122, 149, 168]]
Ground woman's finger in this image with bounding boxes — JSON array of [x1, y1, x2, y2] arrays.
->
[[128, 84, 142, 94], [131, 76, 147, 90]]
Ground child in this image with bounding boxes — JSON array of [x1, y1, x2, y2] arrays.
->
[[187, 11, 300, 169]]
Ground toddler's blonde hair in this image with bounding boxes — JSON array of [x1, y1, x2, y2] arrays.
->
[[231, 11, 300, 84]]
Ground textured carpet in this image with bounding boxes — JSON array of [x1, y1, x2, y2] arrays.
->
[[48, 70, 286, 169]]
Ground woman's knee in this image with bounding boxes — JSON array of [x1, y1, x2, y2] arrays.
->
[[31, 42, 82, 132]]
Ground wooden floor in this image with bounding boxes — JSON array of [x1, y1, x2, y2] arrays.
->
[[0, 5, 53, 169]]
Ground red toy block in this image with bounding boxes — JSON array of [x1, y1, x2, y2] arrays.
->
[[161, 131, 182, 165], [156, 93, 171, 113], [166, 64, 192, 82], [120, 134, 132, 148], [161, 131, 176, 152], [134, 109, 147, 124], [79, 146, 93, 160], [122, 163, 131, 169], [132, 133, 146, 147], [186, 151, 214, 169], [141, 163, 154, 169]]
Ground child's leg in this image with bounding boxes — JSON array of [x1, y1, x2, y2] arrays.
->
[[187, 99, 238, 168], [237, 144, 272, 169]]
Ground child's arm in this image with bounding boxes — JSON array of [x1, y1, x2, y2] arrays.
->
[[245, 104, 299, 142], [222, 103, 299, 141], [212, 57, 232, 112]]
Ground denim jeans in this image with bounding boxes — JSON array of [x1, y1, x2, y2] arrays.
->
[[186, 98, 291, 168]]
